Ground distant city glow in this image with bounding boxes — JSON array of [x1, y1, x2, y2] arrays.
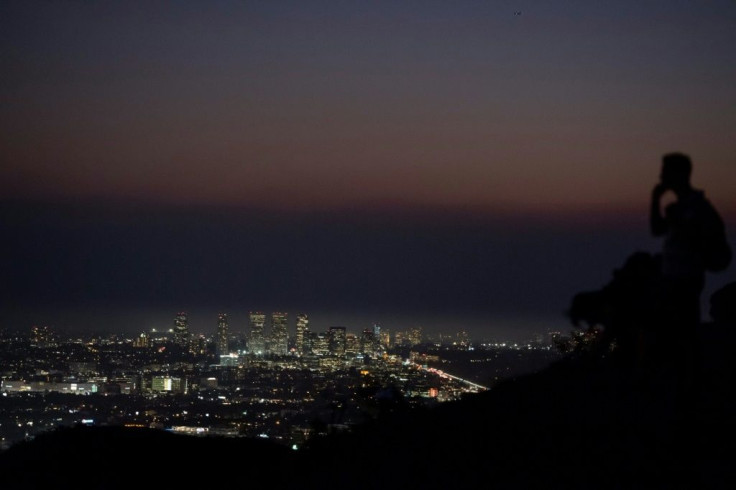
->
[[0, 322, 560, 451]]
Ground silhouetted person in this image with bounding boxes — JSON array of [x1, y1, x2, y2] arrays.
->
[[567, 251, 662, 369], [649, 152, 730, 409]]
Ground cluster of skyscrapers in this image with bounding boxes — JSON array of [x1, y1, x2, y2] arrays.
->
[[166, 311, 421, 360]]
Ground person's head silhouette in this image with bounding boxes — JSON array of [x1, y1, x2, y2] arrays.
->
[[660, 152, 692, 195]]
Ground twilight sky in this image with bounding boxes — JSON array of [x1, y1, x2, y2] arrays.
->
[[2, 1, 735, 341]]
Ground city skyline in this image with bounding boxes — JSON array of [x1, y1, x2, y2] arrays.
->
[[11, 308, 529, 344]]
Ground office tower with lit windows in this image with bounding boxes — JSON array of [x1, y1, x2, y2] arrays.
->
[[216, 313, 229, 356], [408, 327, 423, 346], [270, 312, 289, 356], [345, 333, 360, 355], [328, 326, 346, 356], [173, 312, 190, 349], [310, 331, 329, 356], [361, 328, 378, 355], [372, 323, 382, 342], [249, 312, 266, 355], [379, 329, 391, 349], [295, 313, 309, 355], [151, 376, 187, 394]]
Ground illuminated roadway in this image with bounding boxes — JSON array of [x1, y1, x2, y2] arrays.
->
[[416, 364, 489, 392]]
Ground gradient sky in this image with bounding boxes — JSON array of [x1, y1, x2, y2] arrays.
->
[[2, 1, 735, 340]]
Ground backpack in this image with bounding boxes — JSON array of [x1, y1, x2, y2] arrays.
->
[[699, 199, 732, 272]]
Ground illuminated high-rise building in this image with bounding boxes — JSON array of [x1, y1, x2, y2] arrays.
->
[[216, 313, 229, 356], [173, 312, 190, 349], [328, 326, 346, 356], [408, 327, 423, 346], [270, 312, 289, 356], [345, 333, 360, 355], [249, 312, 266, 355], [310, 331, 329, 356], [295, 313, 309, 355], [379, 329, 391, 349], [361, 328, 378, 355], [361, 323, 387, 354]]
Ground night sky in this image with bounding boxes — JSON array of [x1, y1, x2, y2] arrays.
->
[[2, 1, 735, 341]]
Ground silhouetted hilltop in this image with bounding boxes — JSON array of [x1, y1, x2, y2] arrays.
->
[[0, 424, 297, 489], [2, 350, 733, 488], [2, 284, 735, 489], [300, 334, 735, 490]]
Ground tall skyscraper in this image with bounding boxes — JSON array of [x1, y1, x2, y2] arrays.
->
[[295, 313, 309, 355], [379, 329, 391, 349], [216, 313, 229, 356], [249, 312, 266, 355], [270, 312, 289, 356], [408, 327, 423, 346], [361, 328, 377, 355], [328, 326, 346, 356], [173, 312, 190, 349], [310, 331, 329, 356], [345, 333, 360, 355]]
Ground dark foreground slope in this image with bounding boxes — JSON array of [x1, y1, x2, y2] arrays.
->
[[1, 322, 734, 490], [301, 337, 736, 490], [0, 424, 298, 489]]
